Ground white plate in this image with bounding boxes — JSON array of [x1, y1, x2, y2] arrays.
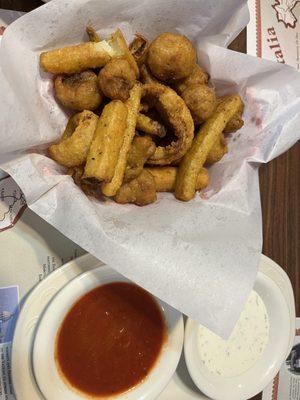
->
[[12, 254, 295, 400], [12, 254, 101, 400], [32, 266, 184, 400], [184, 268, 295, 400]]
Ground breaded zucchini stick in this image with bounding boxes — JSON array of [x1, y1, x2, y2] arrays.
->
[[40, 42, 113, 74], [101, 84, 142, 196], [40, 29, 137, 75], [146, 166, 209, 192], [206, 134, 228, 165], [175, 94, 243, 201], [84, 101, 128, 182]]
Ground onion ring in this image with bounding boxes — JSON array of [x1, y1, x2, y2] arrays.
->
[[142, 82, 194, 165]]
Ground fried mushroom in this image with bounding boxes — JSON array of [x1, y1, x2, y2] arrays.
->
[[114, 170, 157, 206], [54, 71, 103, 111], [147, 33, 197, 81], [173, 64, 209, 94], [181, 84, 216, 124], [98, 58, 136, 101]]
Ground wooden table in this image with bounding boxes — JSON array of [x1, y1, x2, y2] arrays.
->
[[1, 2, 299, 399]]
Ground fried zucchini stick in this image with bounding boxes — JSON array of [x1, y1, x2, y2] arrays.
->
[[146, 166, 209, 192], [84, 101, 128, 182], [101, 84, 142, 196], [40, 29, 136, 75], [223, 111, 244, 133], [40, 42, 113, 74], [175, 94, 242, 201], [206, 134, 228, 165], [110, 29, 139, 78], [217, 97, 245, 133]]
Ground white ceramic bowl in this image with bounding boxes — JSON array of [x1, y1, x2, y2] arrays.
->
[[32, 265, 184, 400], [184, 271, 292, 400]]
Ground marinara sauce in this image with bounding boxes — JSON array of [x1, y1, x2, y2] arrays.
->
[[55, 282, 166, 396]]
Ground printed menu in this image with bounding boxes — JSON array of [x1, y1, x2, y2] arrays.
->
[[247, 0, 300, 68], [263, 320, 300, 400]]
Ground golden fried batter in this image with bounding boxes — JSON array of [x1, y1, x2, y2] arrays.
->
[[217, 97, 244, 133], [102, 84, 142, 197], [139, 102, 151, 113], [124, 136, 156, 182], [139, 64, 157, 84], [224, 114, 244, 133], [54, 71, 103, 111], [206, 134, 228, 164], [173, 65, 209, 94], [130, 34, 148, 66], [175, 94, 243, 201], [146, 166, 209, 192], [40, 29, 137, 75], [84, 101, 128, 182], [61, 113, 80, 140], [43, 28, 246, 206], [181, 84, 216, 124], [114, 170, 157, 206], [143, 82, 194, 165], [98, 58, 136, 101], [68, 165, 101, 196], [110, 29, 139, 78], [48, 111, 98, 167], [147, 33, 196, 81], [40, 42, 112, 74], [137, 114, 166, 138]]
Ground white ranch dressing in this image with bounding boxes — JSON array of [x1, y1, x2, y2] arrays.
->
[[197, 291, 269, 378]]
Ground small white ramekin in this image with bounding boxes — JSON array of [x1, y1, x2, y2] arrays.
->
[[33, 265, 184, 400], [184, 268, 294, 400]]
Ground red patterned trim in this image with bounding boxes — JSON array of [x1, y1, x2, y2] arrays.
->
[[0, 205, 26, 233], [255, 0, 262, 57], [271, 373, 280, 400], [0, 176, 27, 232]]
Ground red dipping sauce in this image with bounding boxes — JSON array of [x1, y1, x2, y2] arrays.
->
[[55, 282, 166, 397]]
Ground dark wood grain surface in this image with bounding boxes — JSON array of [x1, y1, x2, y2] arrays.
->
[[1, 2, 299, 400]]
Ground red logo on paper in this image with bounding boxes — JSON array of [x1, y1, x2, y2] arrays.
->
[[272, 0, 300, 28], [0, 176, 26, 232]]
